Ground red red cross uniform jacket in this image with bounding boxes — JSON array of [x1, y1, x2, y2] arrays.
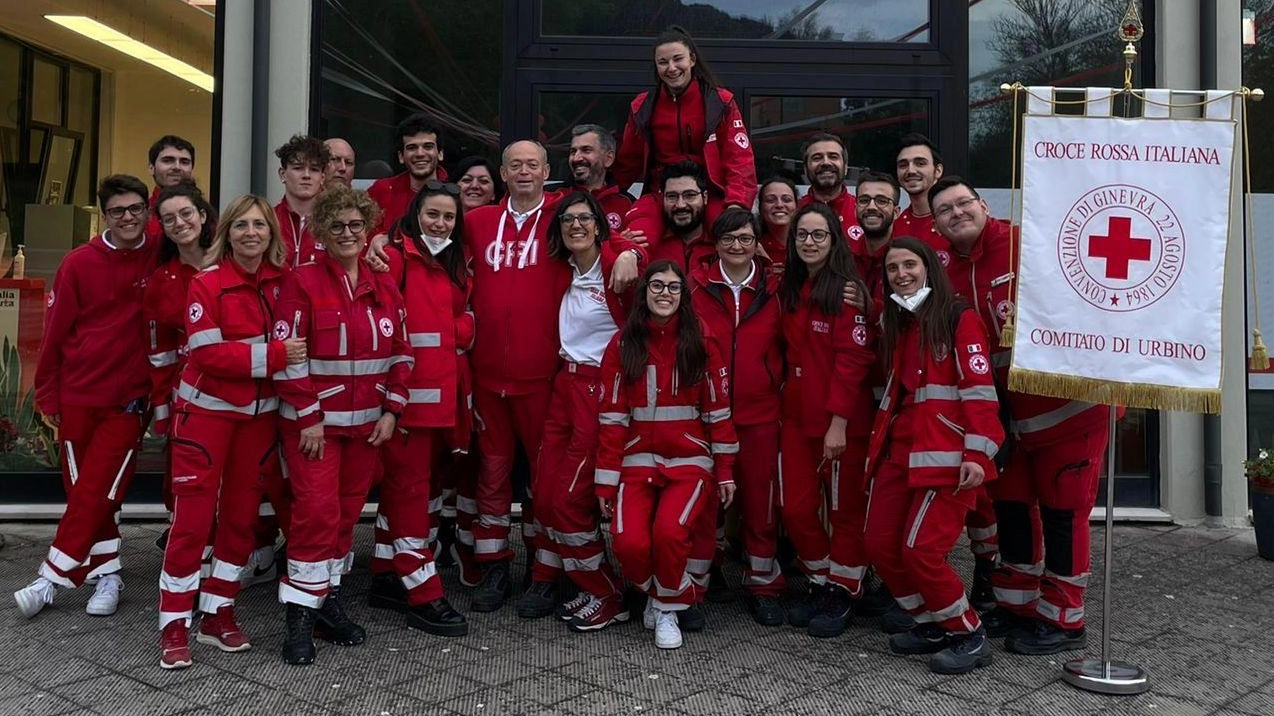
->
[[799, 190, 861, 241], [367, 168, 449, 239], [275, 200, 325, 270], [591, 184, 635, 233], [144, 258, 200, 434], [893, 207, 953, 265], [273, 255, 414, 433]]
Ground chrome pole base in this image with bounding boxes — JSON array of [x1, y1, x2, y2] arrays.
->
[[1062, 658, 1151, 695]]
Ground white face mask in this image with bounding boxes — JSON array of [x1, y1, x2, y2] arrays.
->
[[890, 285, 932, 313], [421, 233, 452, 256]]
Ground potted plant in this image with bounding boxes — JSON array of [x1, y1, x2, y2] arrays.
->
[[1247, 449, 1274, 560]]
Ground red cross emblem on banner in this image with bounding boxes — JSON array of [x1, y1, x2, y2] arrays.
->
[[1087, 216, 1152, 280]]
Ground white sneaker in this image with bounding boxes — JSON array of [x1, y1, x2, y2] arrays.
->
[[654, 610, 682, 649], [241, 546, 277, 588], [86, 574, 122, 616], [643, 599, 658, 630], [14, 577, 56, 618]]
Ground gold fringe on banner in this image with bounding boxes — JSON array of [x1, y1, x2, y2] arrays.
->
[[1008, 368, 1221, 414], [1252, 329, 1270, 370]]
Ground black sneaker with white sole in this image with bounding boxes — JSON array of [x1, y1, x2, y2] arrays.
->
[[929, 627, 994, 674]]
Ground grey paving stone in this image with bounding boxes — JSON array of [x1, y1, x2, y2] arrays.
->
[[767, 687, 881, 716], [495, 670, 600, 707], [668, 688, 766, 715], [877, 690, 994, 715], [163, 670, 269, 707], [1002, 680, 1124, 716], [929, 671, 1035, 706], [0, 689, 84, 716], [330, 686, 440, 716], [552, 688, 662, 716], [1229, 690, 1274, 716], [8, 655, 112, 688], [389, 664, 489, 704], [435, 685, 551, 716], [602, 667, 702, 705], [1094, 692, 1212, 716]]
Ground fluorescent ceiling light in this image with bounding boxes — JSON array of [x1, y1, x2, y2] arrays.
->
[[44, 15, 214, 92]]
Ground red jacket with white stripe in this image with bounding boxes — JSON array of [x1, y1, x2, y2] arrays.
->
[[275, 200, 325, 269], [143, 257, 199, 432], [946, 218, 1107, 447], [593, 318, 739, 501], [176, 257, 289, 420], [464, 191, 572, 394], [799, 189, 861, 240], [781, 283, 877, 439], [865, 308, 1004, 487], [273, 255, 413, 435], [385, 237, 473, 434], [35, 233, 159, 415], [689, 260, 783, 427]]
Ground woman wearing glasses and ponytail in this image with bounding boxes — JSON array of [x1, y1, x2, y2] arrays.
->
[[863, 236, 1003, 675], [595, 260, 737, 651], [364, 180, 472, 638]]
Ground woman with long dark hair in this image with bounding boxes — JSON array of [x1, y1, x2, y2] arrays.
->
[[775, 203, 877, 638], [363, 180, 472, 637], [594, 260, 737, 650], [862, 237, 1003, 675], [518, 191, 635, 630], [613, 26, 757, 242]]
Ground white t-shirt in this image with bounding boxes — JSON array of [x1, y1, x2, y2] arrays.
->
[[558, 255, 618, 366]]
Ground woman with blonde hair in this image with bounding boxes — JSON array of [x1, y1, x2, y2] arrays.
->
[[158, 194, 301, 669]]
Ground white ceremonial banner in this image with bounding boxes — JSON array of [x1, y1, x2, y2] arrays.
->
[[1011, 113, 1236, 412]]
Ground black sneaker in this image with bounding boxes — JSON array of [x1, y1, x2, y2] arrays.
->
[[368, 572, 408, 612], [314, 587, 366, 646], [856, 578, 894, 617], [1005, 621, 1087, 655], [281, 603, 317, 666], [407, 597, 468, 637], [930, 627, 994, 674], [787, 584, 824, 628], [154, 527, 170, 551], [516, 580, 558, 619], [878, 604, 917, 634], [678, 603, 706, 632], [889, 622, 949, 655], [982, 606, 1031, 638], [435, 518, 457, 568], [470, 561, 513, 613], [807, 585, 853, 638], [971, 560, 997, 612], [744, 593, 785, 627], [706, 564, 731, 603]]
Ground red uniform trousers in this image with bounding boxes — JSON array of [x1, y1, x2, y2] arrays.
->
[[473, 382, 552, 563], [279, 430, 380, 607], [777, 423, 870, 596], [988, 420, 1108, 630], [373, 428, 446, 605], [531, 365, 622, 599], [449, 450, 480, 553], [371, 435, 445, 576], [864, 446, 983, 635], [39, 405, 144, 588], [686, 489, 718, 601], [158, 411, 282, 628], [966, 491, 999, 563], [611, 467, 713, 610], [730, 422, 784, 596]]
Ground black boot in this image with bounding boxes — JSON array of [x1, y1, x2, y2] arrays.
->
[[435, 517, 457, 568], [706, 564, 731, 603], [470, 561, 512, 613], [1005, 620, 1087, 655], [889, 622, 950, 655], [516, 580, 558, 619], [407, 597, 468, 637], [878, 603, 917, 634], [930, 627, 994, 674], [677, 603, 706, 632], [970, 559, 997, 612], [856, 576, 894, 617], [807, 584, 853, 638], [982, 606, 1030, 638], [787, 583, 825, 628], [367, 572, 408, 612], [282, 603, 317, 665], [315, 587, 366, 646], [743, 593, 785, 627]]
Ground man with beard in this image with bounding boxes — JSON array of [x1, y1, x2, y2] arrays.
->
[[569, 124, 633, 231], [145, 136, 196, 241], [851, 171, 901, 318], [893, 133, 952, 262], [637, 161, 718, 281], [324, 138, 357, 189], [274, 134, 329, 268], [369, 114, 447, 236], [797, 132, 860, 238]]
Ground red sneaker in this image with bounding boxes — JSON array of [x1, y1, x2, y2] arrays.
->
[[196, 605, 252, 652], [568, 596, 631, 632], [160, 621, 192, 670]]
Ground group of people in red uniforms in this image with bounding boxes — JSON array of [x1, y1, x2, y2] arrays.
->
[[14, 26, 1112, 676]]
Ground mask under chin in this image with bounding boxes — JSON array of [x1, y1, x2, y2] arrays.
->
[[890, 285, 932, 313]]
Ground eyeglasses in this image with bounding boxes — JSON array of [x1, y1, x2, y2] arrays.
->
[[104, 203, 147, 220], [934, 196, 980, 219], [425, 180, 460, 196], [795, 229, 833, 244], [717, 232, 756, 247], [559, 212, 597, 226], [328, 219, 368, 236], [160, 206, 200, 227], [647, 280, 684, 295], [856, 195, 896, 208], [663, 190, 705, 204]]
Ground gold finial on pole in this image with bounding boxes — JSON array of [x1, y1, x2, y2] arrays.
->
[[1116, 0, 1144, 91]]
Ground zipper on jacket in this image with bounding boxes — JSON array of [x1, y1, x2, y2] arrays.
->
[[906, 489, 937, 548], [148, 320, 158, 350], [367, 307, 379, 353]]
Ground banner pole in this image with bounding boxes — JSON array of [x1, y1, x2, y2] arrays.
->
[[1061, 404, 1150, 694]]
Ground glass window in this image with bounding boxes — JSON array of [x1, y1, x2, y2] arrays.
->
[[31, 57, 63, 126], [969, 0, 1147, 187], [66, 67, 95, 207], [541, 1, 930, 43], [319, 0, 504, 182], [749, 95, 930, 181]]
